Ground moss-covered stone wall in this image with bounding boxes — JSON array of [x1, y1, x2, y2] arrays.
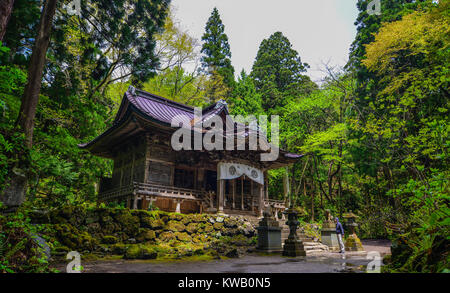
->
[[30, 206, 256, 261]]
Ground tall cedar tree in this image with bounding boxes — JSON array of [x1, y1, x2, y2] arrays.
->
[[1, 0, 58, 210], [0, 0, 15, 41], [201, 7, 235, 88], [1, 0, 171, 209], [251, 32, 314, 113]]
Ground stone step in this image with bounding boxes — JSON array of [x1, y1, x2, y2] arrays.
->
[[304, 245, 328, 250], [306, 249, 327, 255]]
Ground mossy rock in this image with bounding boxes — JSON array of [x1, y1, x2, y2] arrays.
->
[[140, 215, 153, 228], [111, 243, 128, 255], [136, 230, 156, 242], [101, 215, 114, 224], [186, 223, 199, 234], [202, 223, 214, 233], [51, 245, 70, 256], [165, 220, 186, 232], [114, 211, 140, 236], [159, 231, 176, 242], [225, 248, 239, 258], [169, 213, 184, 221], [102, 235, 119, 244], [190, 214, 207, 223], [160, 215, 169, 223], [124, 245, 158, 260], [149, 219, 164, 230], [213, 222, 224, 230], [181, 214, 194, 225], [192, 234, 209, 244], [102, 223, 116, 235], [345, 235, 364, 251], [175, 232, 192, 242], [224, 217, 238, 228], [53, 224, 99, 251], [87, 223, 101, 234]]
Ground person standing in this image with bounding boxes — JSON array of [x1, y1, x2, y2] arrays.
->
[[335, 217, 345, 253]]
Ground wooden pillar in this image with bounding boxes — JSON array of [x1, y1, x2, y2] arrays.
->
[[232, 179, 236, 209], [132, 194, 138, 210], [264, 171, 269, 200], [258, 183, 264, 217], [240, 178, 244, 210], [148, 197, 156, 211], [175, 199, 183, 213], [127, 196, 131, 209], [250, 180, 254, 211], [216, 179, 225, 213]]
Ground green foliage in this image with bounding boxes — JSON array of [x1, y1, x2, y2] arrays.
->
[[0, 211, 52, 273], [201, 7, 235, 88], [251, 31, 316, 114], [228, 70, 264, 117]]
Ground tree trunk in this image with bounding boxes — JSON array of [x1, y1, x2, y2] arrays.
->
[[16, 0, 58, 147], [0, 0, 15, 41], [1, 0, 58, 210]]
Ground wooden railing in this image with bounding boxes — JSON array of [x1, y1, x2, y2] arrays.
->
[[98, 182, 286, 213], [98, 185, 134, 201], [264, 199, 286, 210], [134, 182, 207, 201]]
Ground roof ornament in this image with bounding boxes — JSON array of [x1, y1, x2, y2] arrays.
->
[[215, 99, 228, 110], [128, 85, 136, 96]]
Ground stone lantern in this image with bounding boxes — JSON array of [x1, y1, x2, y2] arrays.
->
[[342, 210, 364, 252], [320, 209, 339, 251], [282, 206, 306, 257]]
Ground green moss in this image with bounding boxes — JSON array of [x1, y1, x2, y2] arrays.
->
[[124, 244, 157, 260], [136, 230, 156, 242], [102, 235, 118, 244], [111, 243, 128, 255], [165, 220, 186, 232], [159, 231, 176, 242], [114, 210, 140, 236], [149, 218, 164, 229], [185, 223, 198, 234], [175, 232, 192, 242], [213, 222, 224, 230]]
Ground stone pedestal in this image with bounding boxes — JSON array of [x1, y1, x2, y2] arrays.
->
[[321, 209, 339, 251], [343, 210, 364, 252], [282, 208, 306, 257], [321, 227, 339, 251], [256, 207, 282, 253]]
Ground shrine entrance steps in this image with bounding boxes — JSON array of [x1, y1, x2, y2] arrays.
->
[[224, 212, 331, 255]]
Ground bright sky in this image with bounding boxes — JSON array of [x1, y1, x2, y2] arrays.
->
[[171, 0, 359, 83]]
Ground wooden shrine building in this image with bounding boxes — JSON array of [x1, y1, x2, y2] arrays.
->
[[79, 87, 302, 216]]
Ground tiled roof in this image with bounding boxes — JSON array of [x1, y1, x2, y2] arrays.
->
[[79, 87, 304, 161]]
